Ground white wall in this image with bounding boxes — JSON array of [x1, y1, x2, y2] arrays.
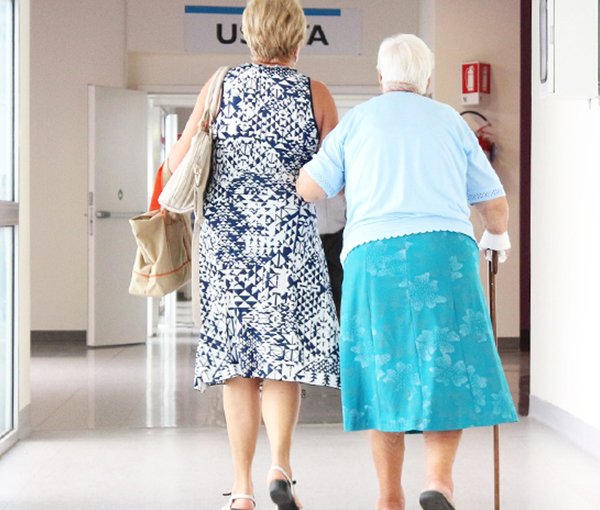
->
[[432, 0, 521, 338], [126, 0, 419, 89], [29, 0, 127, 330], [530, 1, 600, 429]]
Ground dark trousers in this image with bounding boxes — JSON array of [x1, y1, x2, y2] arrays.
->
[[320, 229, 344, 319]]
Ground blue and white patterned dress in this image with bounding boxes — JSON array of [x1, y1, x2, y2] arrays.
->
[[194, 64, 340, 392]]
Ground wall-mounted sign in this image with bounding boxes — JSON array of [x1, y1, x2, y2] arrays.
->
[[461, 62, 491, 106], [184, 6, 362, 55]]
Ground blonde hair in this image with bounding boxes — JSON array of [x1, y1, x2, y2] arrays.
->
[[377, 34, 435, 94], [242, 0, 306, 62]]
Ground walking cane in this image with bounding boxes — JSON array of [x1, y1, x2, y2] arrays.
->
[[487, 250, 501, 510]]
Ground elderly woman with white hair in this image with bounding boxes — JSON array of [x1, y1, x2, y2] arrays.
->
[[297, 34, 518, 510]]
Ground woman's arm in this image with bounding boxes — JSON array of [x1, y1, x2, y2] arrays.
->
[[474, 196, 511, 260], [297, 168, 328, 202], [310, 79, 338, 144], [473, 196, 509, 234], [166, 72, 216, 172], [297, 80, 338, 201]]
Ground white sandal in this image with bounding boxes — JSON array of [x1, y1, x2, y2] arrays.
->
[[222, 493, 256, 510]]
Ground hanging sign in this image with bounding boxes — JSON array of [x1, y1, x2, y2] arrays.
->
[[184, 6, 362, 55]]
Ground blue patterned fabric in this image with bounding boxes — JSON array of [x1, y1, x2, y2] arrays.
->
[[340, 232, 518, 432], [194, 64, 340, 392]]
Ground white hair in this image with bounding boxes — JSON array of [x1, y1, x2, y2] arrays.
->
[[377, 34, 435, 94]]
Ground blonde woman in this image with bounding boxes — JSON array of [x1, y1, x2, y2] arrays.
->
[[165, 1, 339, 509]]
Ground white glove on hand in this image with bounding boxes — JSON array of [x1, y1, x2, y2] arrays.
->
[[478, 230, 511, 263]]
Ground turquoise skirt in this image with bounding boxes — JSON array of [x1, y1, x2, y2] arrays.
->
[[340, 231, 518, 432]]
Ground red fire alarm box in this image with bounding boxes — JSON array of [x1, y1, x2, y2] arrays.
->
[[461, 62, 491, 105]]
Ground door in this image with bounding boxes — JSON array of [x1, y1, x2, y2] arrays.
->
[[88, 86, 148, 347], [0, 0, 17, 454]]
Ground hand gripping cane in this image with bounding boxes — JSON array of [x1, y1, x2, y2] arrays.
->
[[487, 250, 501, 510]]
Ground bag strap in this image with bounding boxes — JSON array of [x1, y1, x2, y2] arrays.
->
[[162, 160, 173, 186], [191, 65, 230, 216], [199, 66, 231, 135], [193, 66, 230, 215], [191, 66, 230, 327], [152, 66, 229, 214], [148, 161, 168, 212]]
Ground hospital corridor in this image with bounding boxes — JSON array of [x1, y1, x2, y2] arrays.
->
[[0, 304, 599, 509], [2, 0, 600, 509]]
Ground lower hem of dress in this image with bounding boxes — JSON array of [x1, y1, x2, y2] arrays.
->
[[343, 416, 519, 433], [194, 374, 341, 393]]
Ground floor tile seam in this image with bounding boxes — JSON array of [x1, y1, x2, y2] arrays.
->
[[30, 397, 78, 429], [95, 347, 148, 370], [120, 395, 171, 428], [30, 383, 97, 406], [29, 399, 94, 421], [56, 351, 146, 383], [80, 345, 133, 371], [32, 346, 126, 366], [32, 384, 100, 431]]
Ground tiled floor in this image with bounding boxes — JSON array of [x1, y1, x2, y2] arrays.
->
[[1, 304, 599, 509]]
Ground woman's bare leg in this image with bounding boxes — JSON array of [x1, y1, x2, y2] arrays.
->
[[369, 430, 406, 510], [422, 429, 463, 502], [261, 380, 302, 505], [223, 377, 262, 510]]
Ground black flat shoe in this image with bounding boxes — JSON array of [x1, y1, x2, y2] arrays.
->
[[419, 490, 456, 510], [268, 466, 299, 510]]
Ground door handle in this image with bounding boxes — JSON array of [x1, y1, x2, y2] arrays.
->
[[95, 211, 143, 219]]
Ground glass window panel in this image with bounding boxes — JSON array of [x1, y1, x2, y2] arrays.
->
[[0, 0, 15, 441], [0, 227, 14, 437], [0, 0, 14, 201], [539, 0, 549, 84]]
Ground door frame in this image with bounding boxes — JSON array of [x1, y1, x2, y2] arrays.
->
[[519, 0, 533, 416], [0, 209, 19, 457], [0, 0, 20, 457]]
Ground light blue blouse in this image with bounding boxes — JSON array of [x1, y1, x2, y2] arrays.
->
[[303, 92, 505, 264]]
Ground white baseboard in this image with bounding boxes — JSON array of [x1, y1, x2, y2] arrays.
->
[[18, 404, 32, 440], [530, 395, 600, 461], [0, 405, 31, 458]]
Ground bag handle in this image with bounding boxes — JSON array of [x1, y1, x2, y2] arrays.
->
[[193, 66, 230, 209], [199, 66, 231, 134], [162, 160, 172, 187], [190, 65, 230, 327], [149, 67, 229, 215]]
